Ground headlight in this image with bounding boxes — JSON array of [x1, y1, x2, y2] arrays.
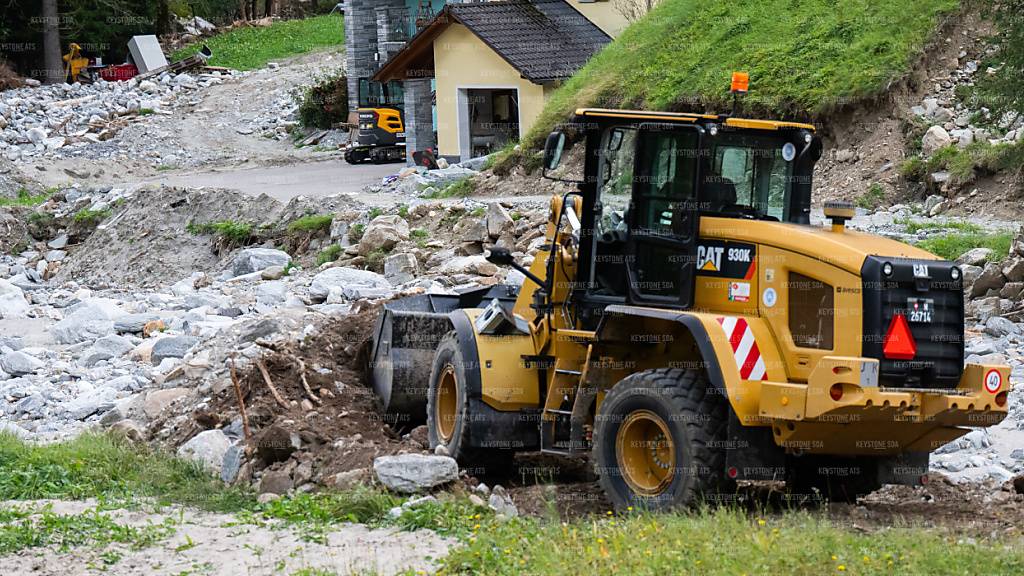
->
[[950, 267, 961, 281], [882, 262, 894, 276], [708, 123, 718, 136]]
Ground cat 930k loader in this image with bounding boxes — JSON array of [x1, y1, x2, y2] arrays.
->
[[369, 102, 1011, 508]]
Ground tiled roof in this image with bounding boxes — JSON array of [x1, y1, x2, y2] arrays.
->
[[449, 0, 611, 82]]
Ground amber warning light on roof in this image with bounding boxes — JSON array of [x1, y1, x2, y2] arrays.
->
[[731, 71, 749, 94]]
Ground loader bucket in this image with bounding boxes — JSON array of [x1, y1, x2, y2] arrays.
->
[[369, 284, 518, 429]]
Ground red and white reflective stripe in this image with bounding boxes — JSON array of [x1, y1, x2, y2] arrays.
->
[[717, 316, 767, 381]]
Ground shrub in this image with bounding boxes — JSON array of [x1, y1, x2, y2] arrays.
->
[[288, 213, 335, 234], [297, 71, 349, 129], [186, 220, 255, 246], [856, 183, 886, 209], [316, 244, 342, 266], [72, 208, 112, 227]]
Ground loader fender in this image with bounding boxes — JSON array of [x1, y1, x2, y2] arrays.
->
[[596, 305, 783, 426], [448, 310, 540, 451]]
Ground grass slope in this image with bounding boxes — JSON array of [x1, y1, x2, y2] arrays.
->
[[171, 14, 345, 71], [528, 0, 958, 147]]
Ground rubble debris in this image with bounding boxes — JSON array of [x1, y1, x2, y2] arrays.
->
[[373, 454, 459, 494]]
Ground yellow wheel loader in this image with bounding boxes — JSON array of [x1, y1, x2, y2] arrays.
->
[[369, 100, 1011, 508]]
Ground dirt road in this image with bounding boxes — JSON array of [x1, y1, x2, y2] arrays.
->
[[138, 159, 400, 201]]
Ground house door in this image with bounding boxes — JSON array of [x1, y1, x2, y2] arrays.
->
[[460, 88, 520, 159], [625, 123, 703, 308]]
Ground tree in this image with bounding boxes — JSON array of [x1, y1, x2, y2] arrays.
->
[[614, 0, 662, 23], [41, 0, 63, 84], [156, 0, 172, 35]]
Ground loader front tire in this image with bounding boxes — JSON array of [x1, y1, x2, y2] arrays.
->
[[593, 368, 731, 511], [427, 331, 514, 477]]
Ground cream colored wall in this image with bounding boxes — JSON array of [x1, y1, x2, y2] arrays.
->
[[434, 24, 548, 159], [566, 0, 629, 37]]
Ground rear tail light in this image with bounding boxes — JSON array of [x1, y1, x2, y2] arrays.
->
[[883, 313, 917, 360]]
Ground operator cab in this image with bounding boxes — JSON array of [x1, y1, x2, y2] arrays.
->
[[541, 108, 822, 326]]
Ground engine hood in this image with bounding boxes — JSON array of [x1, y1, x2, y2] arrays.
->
[[700, 217, 940, 275]]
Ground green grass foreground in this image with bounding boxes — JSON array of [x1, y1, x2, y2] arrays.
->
[[0, 432, 253, 512], [172, 14, 345, 71], [526, 0, 959, 148], [441, 508, 1024, 575], [3, 433, 1022, 574]]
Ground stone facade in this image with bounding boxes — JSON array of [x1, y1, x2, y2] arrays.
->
[[344, 0, 407, 117]]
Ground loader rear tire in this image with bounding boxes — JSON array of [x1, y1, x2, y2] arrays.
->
[[427, 331, 514, 478], [593, 368, 731, 511]]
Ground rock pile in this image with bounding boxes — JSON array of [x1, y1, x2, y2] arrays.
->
[[959, 228, 1024, 320], [909, 49, 1023, 196], [0, 70, 234, 163]]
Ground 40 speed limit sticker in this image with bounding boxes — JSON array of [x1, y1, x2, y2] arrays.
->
[[984, 369, 1003, 394]]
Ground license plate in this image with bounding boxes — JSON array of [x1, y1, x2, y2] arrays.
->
[[906, 298, 933, 323]]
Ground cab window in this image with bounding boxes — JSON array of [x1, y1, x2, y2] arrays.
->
[[634, 130, 699, 237], [596, 127, 636, 238], [707, 135, 793, 220]]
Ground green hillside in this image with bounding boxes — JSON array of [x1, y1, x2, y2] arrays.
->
[[171, 14, 345, 71], [527, 0, 958, 147]]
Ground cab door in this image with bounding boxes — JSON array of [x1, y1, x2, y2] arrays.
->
[[625, 123, 703, 308]]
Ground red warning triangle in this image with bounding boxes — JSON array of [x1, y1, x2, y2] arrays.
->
[[883, 313, 917, 360]]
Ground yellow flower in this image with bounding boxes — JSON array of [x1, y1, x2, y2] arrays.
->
[[597, 538, 605, 544], [627, 506, 633, 511], [472, 524, 480, 531], [863, 555, 870, 563], [606, 510, 614, 516], [757, 519, 766, 526], [837, 565, 846, 572], [831, 555, 838, 561]]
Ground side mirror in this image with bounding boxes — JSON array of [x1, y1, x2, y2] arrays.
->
[[542, 131, 567, 173], [485, 246, 515, 266]]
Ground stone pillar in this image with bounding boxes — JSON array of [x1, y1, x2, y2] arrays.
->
[[377, 4, 410, 64], [404, 77, 436, 166], [344, 0, 379, 119]]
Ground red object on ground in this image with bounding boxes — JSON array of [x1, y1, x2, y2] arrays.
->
[[99, 64, 139, 82]]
